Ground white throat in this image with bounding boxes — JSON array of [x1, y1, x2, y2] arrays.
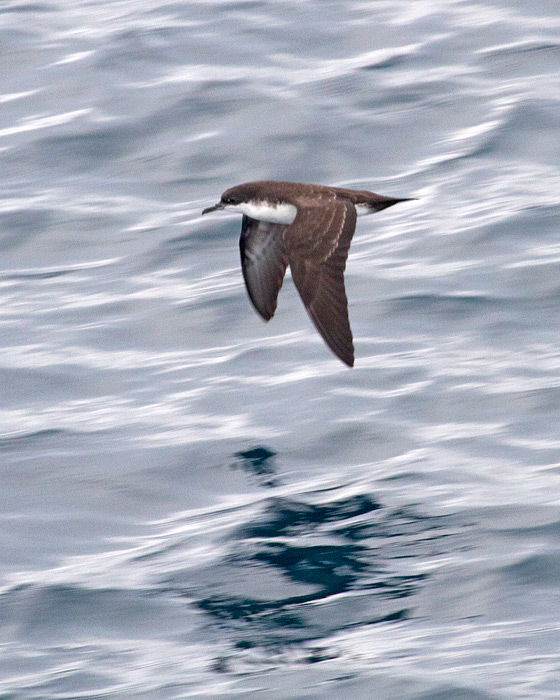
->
[[226, 200, 297, 225]]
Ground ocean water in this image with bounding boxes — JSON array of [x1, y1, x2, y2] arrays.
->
[[1, 0, 560, 697]]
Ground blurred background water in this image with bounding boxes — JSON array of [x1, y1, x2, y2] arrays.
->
[[1, 0, 560, 697]]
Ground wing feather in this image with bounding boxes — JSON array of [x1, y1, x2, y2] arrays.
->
[[286, 200, 357, 367], [239, 215, 289, 321]]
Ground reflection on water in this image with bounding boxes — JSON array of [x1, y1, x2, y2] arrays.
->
[[233, 445, 279, 488], [191, 483, 456, 648]]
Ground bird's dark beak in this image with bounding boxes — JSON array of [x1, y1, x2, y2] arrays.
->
[[201, 202, 225, 215]]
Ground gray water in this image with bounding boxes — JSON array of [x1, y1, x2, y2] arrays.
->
[[2, 1, 560, 698]]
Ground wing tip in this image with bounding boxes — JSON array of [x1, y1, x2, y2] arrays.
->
[[246, 292, 275, 321], [333, 345, 354, 367]]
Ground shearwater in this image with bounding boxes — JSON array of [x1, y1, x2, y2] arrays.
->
[[202, 180, 414, 367]]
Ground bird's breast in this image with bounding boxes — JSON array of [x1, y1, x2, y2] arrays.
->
[[229, 200, 297, 224]]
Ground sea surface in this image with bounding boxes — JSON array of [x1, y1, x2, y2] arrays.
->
[[1, 1, 560, 698]]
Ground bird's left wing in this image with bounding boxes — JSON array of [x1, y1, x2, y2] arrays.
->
[[239, 215, 289, 321]]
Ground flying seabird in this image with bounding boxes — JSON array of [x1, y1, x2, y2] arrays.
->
[[202, 180, 413, 367]]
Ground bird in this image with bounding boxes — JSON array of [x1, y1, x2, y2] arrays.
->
[[202, 180, 413, 367]]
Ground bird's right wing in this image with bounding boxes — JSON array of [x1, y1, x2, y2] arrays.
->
[[239, 215, 289, 321], [284, 200, 357, 367]]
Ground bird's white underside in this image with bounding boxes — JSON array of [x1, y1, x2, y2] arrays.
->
[[226, 200, 374, 225], [226, 201, 297, 224]]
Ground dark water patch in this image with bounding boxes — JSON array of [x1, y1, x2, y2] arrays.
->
[[179, 495, 457, 649], [0, 259, 117, 280], [165, 218, 235, 249], [253, 541, 370, 594], [0, 208, 51, 250], [240, 495, 380, 539], [384, 294, 499, 319], [481, 99, 560, 162], [480, 40, 560, 58], [0, 3, 54, 14], [1, 582, 194, 643], [473, 203, 560, 248], [336, 504, 457, 544], [0, 429, 69, 451], [38, 124, 139, 170], [364, 573, 428, 600], [301, 645, 339, 664], [199, 595, 306, 628], [131, 538, 187, 564], [361, 53, 410, 71], [302, 73, 369, 102], [89, 27, 184, 67], [357, 88, 429, 111], [413, 688, 501, 700], [523, 202, 560, 217], [233, 446, 278, 488], [147, 84, 257, 129], [501, 553, 560, 587], [225, 0, 264, 10], [2, 268, 76, 280]]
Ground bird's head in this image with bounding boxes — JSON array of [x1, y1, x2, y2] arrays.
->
[[202, 185, 247, 215]]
